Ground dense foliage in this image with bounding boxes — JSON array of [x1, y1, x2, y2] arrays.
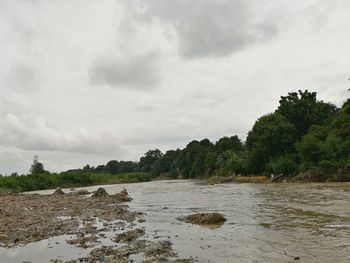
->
[[1, 90, 349, 192], [145, 90, 348, 181]]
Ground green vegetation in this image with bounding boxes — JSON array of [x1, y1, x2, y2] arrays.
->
[[0, 171, 150, 193], [1, 90, 349, 192], [145, 90, 349, 182]]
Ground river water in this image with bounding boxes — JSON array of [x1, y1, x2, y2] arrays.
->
[[1, 180, 350, 262]]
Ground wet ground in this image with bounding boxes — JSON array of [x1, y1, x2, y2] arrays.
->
[[1, 180, 350, 262]]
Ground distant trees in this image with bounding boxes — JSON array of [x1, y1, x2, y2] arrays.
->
[[29, 156, 45, 175]]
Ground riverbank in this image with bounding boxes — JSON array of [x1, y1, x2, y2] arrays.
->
[[206, 172, 350, 185], [207, 175, 269, 185], [2, 170, 350, 195], [0, 188, 193, 262]]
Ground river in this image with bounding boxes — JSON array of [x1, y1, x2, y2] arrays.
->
[[1, 180, 350, 262]]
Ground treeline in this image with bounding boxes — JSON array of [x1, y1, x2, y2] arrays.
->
[[1, 90, 349, 193], [139, 90, 349, 181], [65, 90, 349, 181]]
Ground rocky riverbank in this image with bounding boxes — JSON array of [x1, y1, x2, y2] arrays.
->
[[0, 188, 194, 263]]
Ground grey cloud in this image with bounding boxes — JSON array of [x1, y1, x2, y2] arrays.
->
[[0, 113, 123, 154], [90, 53, 161, 90], [140, 0, 278, 58], [4, 65, 41, 92]]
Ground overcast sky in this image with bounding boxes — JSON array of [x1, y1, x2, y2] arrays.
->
[[0, 0, 349, 174]]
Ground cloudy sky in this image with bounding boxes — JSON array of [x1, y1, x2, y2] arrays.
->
[[0, 0, 349, 174]]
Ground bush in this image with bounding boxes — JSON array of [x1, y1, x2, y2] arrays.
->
[[268, 155, 298, 175]]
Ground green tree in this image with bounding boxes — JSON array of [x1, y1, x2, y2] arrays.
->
[[215, 136, 243, 154], [105, 160, 119, 174], [174, 139, 214, 178], [29, 156, 45, 175], [268, 155, 298, 175], [152, 149, 181, 176], [246, 113, 297, 174], [277, 90, 337, 138], [140, 149, 163, 172]]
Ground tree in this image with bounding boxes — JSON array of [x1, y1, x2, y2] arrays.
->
[[246, 113, 297, 174], [140, 149, 163, 172], [215, 136, 243, 154], [152, 149, 181, 176], [216, 150, 247, 175], [277, 90, 337, 138], [174, 139, 215, 178], [30, 156, 45, 175], [105, 160, 119, 174], [297, 99, 350, 174]]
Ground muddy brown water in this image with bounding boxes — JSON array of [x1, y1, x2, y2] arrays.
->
[[1, 180, 350, 263]]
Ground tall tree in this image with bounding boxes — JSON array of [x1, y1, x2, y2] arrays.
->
[[277, 90, 337, 138], [246, 113, 296, 174]]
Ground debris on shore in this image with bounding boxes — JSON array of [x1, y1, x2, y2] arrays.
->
[[91, 187, 108, 198], [178, 212, 226, 226], [52, 187, 65, 195], [0, 190, 194, 263], [114, 228, 145, 242], [115, 188, 133, 202]]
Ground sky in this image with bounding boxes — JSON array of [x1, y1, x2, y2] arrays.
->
[[0, 0, 349, 174]]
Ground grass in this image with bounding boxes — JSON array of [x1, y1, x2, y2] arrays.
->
[[0, 172, 151, 193]]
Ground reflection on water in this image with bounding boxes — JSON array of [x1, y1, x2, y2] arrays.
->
[[1, 180, 350, 263]]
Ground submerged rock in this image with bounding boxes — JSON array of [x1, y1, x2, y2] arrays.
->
[[115, 188, 133, 202], [52, 187, 65, 195], [91, 187, 108, 198], [178, 212, 226, 226]]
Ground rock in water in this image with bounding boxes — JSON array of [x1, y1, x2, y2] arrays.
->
[[115, 188, 133, 202], [52, 187, 65, 195], [178, 213, 226, 226], [91, 187, 108, 198]]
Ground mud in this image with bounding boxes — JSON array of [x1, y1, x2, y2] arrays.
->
[[0, 187, 194, 262], [52, 187, 65, 195], [71, 189, 90, 195], [91, 187, 108, 198], [178, 213, 226, 226], [114, 228, 145, 242], [114, 188, 133, 202]]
